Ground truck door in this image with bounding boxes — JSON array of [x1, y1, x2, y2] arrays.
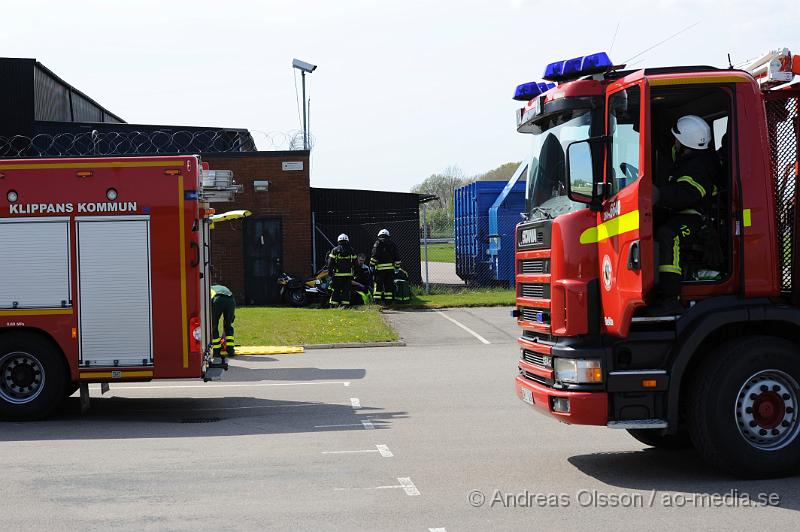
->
[[596, 79, 653, 336]]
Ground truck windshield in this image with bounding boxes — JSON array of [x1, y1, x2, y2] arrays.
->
[[525, 109, 592, 219]]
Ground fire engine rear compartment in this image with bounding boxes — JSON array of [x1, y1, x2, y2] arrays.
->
[[77, 216, 153, 367]]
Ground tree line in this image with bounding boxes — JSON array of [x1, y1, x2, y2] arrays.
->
[[411, 162, 520, 237]]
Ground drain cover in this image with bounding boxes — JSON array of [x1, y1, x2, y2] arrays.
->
[[180, 417, 221, 424]]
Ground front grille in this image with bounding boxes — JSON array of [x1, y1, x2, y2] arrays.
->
[[519, 259, 550, 274], [520, 307, 550, 325], [521, 370, 554, 386], [523, 329, 554, 344], [520, 283, 550, 299], [522, 349, 552, 368]]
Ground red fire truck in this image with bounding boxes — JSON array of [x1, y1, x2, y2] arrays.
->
[[512, 49, 800, 478], [0, 155, 239, 420]]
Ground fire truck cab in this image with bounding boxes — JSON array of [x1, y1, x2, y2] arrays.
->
[[0, 156, 240, 420], [513, 50, 800, 478]]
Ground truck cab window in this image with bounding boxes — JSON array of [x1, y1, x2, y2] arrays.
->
[[608, 86, 641, 196]]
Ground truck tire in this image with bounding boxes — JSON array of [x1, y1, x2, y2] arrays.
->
[[627, 428, 693, 450], [0, 332, 67, 421], [688, 336, 800, 479]]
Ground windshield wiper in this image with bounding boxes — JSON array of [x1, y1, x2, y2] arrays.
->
[[530, 206, 553, 220]]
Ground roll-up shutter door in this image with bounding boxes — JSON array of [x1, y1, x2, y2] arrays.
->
[[0, 218, 71, 309], [78, 217, 153, 367]]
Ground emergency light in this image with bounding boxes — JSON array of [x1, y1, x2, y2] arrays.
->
[[543, 52, 613, 82], [513, 81, 555, 101]]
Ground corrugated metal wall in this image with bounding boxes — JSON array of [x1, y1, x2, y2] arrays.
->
[[0, 58, 124, 139], [0, 58, 35, 137], [311, 188, 422, 284], [33, 65, 71, 121]]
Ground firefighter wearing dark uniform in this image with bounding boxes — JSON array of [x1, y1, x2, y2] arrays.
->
[[652, 114, 720, 315], [327, 234, 357, 306], [370, 228, 401, 303], [211, 284, 236, 358], [353, 253, 372, 293]]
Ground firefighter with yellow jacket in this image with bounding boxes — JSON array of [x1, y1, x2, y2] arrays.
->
[[370, 228, 401, 303], [327, 233, 357, 306]]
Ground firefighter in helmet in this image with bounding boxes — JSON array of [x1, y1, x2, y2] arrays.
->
[[327, 233, 357, 306], [370, 228, 401, 303], [650, 114, 721, 315], [211, 284, 236, 359]]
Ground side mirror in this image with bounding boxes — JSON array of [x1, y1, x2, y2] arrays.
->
[[566, 137, 607, 211]]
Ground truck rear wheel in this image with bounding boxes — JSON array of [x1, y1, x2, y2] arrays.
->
[[688, 336, 800, 479], [0, 332, 67, 421], [627, 428, 693, 449]]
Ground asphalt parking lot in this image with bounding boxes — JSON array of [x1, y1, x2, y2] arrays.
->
[[1, 307, 798, 531]]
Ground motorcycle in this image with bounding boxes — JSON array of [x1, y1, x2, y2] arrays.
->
[[278, 268, 372, 307], [277, 269, 331, 307]]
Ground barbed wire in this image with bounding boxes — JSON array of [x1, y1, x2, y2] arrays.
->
[[0, 129, 314, 158]]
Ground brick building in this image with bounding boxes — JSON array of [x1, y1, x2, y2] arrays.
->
[[205, 152, 311, 305]]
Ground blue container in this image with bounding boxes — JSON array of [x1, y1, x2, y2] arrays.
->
[[454, 181, 525, 286]]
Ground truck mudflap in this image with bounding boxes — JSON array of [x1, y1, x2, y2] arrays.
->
[[515, 375, 608, 425]]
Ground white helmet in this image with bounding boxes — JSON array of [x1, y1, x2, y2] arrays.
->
[[378, 229, 390, 238], [671, 115, 711, 150], [337, 233, 349, 243]]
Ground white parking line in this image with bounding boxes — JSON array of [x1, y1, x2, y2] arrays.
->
[[335, 477, 419, 496], [397, 477, 421, 496], [321, 444, 393, 457], [350, 397, 361, 409], [361, 420, 375, 430], [429, 528, 447, 532], [435, 311, 490, 344], [314, 423, 365, 428], [102, 381, 351, 390], [376, 444, 394, 457]]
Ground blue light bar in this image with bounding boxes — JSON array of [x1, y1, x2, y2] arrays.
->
[[513, 82, 540, 101], [513, 81, 556, 101], [543, 52, 613, 82]]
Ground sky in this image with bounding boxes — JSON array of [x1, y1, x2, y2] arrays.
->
[[2, 0, 798, 192]]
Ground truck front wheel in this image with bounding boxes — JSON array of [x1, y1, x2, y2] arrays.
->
[[688, 336, 800, 478], [0, 332, 67, 421]]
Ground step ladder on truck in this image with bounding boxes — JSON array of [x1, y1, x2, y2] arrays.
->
[[0, 155, 241, 420], [511, 48, 800, 478]]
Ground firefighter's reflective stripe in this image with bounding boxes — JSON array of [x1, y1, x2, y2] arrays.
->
[[658, 236, 682, 275], [333, 272, 354, 277], [375, 263, 395, 271], [393, 261, 402, 267], [676, 175, 707, 198], [225, 335, 235, 343]]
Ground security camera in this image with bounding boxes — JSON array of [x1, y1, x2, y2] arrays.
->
[[292, 58, 317, 73]]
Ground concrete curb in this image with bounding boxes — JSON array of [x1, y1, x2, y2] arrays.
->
[[303, 340, 406, 350]]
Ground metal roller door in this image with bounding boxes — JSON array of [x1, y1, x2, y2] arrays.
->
[[0, 217, 71, 309], [78, 216, 153, 367]]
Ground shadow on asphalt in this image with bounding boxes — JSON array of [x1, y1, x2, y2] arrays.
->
[[0, 397, 407, 442], [569, 449, 800, 512]]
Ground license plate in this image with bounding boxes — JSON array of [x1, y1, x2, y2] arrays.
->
[[522, 387, 534, 405]]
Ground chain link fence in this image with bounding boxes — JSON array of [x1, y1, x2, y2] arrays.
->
[[312, 210, 518, 298], [0, 129, 312, 158]]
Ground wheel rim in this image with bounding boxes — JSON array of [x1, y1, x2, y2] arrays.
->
[[0, 351, 46, 405], [736, 369, 799, 451]]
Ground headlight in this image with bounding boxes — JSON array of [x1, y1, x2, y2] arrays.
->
[[554, 358, 603, 384]]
